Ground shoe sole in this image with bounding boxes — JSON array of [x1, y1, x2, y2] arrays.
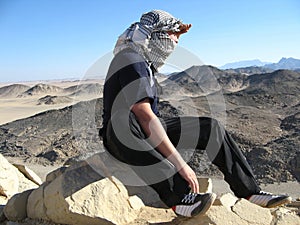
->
[[191, 193, 217, 217], [266, 196, 292, 208]]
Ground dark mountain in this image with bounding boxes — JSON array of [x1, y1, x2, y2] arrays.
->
[[65, 83, 103, 97], [265, 57, 300, 70], [220, 59, 269, 69], [161, 65, 248, 96], [220, 57, 300, 71], [0, 84, 30, 98], [225, 66, 274, 75]]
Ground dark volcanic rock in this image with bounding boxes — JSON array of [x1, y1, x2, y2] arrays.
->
[[0, 99, 180, 165], [1, 67, 300, 184], [38, 95, 73, 105]]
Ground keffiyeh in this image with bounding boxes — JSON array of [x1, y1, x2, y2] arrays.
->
[[113, 10, 189, 71]]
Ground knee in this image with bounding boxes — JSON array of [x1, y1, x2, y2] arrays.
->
[[199, 117, 223, 129]]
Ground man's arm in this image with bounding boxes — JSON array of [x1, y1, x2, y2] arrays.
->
[[131, 99, 199, 193]]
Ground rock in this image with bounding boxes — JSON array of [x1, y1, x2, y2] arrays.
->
[[43, 161, 140, 225], [128, 196, 145, 211], [13, 164, 42, 185], [232, 198, 273, 224], [0, 205, 7, 223], [15, 170, 38, 194], [4, 189, 34, 221], [27, 183, 50, 220], [0, 154, 19, 198], [272, 207, 300, 225], [45, 166, 68, 183], [215, 193, 238, 211], [134, 206, 176, 224], [0, 154, 38, 199], [197, 177, 213, 193], [287, 200, 300, 207], [0, 196, 8, 205], [180, 205, 247, 225]]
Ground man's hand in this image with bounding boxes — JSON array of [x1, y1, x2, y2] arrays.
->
[[178, 164, 200, 193]]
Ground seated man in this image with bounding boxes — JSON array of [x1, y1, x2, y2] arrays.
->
[[100, 9, 292, 217]]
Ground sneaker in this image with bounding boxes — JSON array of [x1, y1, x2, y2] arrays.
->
[[172, 192, 216, 217], [247, 191, 292, 208]]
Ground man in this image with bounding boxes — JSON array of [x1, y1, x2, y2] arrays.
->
[[100, 9, 291, 217]]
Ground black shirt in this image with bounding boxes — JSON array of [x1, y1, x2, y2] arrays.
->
[[102, 49, 159, 130]]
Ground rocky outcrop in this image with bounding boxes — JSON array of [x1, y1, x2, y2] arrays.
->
[[1, 153, 300, 225], [0, 154, 38, 201]]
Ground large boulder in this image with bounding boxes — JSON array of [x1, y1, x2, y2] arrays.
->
[[27, 183, 50, 220], [27, 160, 142, 225], [0, 154, 39, 200], [3, 189, 34, 221]]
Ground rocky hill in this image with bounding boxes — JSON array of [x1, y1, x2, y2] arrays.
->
[[0, 84, 30, 98], [0, 67, 299, 185], [18, 83, 64, 97]]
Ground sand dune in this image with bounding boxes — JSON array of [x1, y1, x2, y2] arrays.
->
[[0, 79, 103, 125]]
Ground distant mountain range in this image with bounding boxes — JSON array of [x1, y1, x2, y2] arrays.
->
[[220, 57, 300, 70]]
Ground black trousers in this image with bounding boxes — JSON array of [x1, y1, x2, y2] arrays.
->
[[103, 111, 261, 207]]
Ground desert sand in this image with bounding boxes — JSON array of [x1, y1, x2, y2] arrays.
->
[[0, 79, 103, 125]]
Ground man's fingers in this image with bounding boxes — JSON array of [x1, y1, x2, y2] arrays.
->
[[189, 177, 200, 193]]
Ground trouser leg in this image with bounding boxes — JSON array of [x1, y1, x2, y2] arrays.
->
[[103, 111, 189, 207], [162, 116, 261, 198]]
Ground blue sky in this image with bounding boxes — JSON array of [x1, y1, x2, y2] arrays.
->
[[1, 0, 300, 82]]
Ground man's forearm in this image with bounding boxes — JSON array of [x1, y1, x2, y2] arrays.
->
[[131, 101, 187, 169]]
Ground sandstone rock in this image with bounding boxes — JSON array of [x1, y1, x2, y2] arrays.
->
[[43, 161, 140, 225], [0, 154, 19, 198], [45, 166, 68, 183], [135, 206, 176, 224], [272, 207, 300, 225], [232, 198, 273, 224], [0, 196, 8, 205], [197, 177, 213, 193], [15, 170, 38, 193], [180, 205, 247, 225], [27, 183, 50, 220], [0, 154, 38, 199], [13, 164, 42, 185], [128, 195, 145, 210], [4, 189, 34, 221], [87, 152, 166, 207], [216, 193, 238, 211]]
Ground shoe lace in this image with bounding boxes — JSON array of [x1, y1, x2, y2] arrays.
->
[[181, 193, 198, 204], [259, 191, 274, 196]]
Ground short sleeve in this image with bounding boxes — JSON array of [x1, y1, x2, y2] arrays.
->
[[118, 61, 156, 107]]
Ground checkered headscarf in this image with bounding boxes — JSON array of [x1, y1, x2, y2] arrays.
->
[[114, 10, 186, 71]]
